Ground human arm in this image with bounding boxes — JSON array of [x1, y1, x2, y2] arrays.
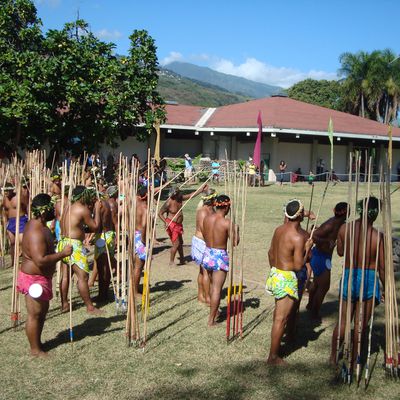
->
[[182, 183, 209, 200], [158, 201, 169, 226], [30, 232, 72, 272], [228, 222, 240, 247], [82, 201, 102, 233], [336, 224, 346, 257], [268, 234, 275, 267]]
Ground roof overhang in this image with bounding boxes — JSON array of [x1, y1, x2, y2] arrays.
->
[[160, 124, 400, 142]]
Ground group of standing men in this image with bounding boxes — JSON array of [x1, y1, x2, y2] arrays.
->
[[1, 169, 387, 370], [266, 197, 385, 366]]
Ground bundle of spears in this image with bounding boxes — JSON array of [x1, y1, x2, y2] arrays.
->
[[335, 150, 399, 387], [224, 158, 248, 342]]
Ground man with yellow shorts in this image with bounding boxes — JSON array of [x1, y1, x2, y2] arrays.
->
[[266, 199, 313, 365]]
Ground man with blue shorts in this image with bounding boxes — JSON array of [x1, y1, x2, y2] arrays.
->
[[307, 202, 348, 320], [330, 197, 385, 365]]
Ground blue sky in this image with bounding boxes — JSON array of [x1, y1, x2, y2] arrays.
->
[[35, 0, 400, 88]]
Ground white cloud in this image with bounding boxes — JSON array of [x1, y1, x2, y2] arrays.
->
[[160, 51, 184, 66], [211, 57, 337, 88], [36, 0, 61, 7], [95, 29, 122, 40]]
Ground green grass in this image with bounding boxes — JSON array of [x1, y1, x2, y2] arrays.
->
[[0, 182, 399, 400]]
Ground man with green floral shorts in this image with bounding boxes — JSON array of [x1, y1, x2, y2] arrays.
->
[[266, 199, 313, 365]]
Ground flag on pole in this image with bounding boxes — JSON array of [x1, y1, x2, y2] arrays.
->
[[154, 120, 161, 163], [252, 111, 262, 168], [328, 117, 334, 171]]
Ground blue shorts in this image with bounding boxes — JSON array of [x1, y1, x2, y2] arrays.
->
[[340, 268, 380, 304], [7, 215, 28, 235], [134, 230, 146, 261], [310, 248, 332, 277], [55, 220, 61, 242], [296, 266, 307, 294]]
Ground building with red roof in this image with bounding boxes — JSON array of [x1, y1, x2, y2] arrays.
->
[[106, 96, 400, 178]]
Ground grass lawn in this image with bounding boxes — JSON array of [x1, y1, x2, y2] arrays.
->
[[0, 182, 399, 400]]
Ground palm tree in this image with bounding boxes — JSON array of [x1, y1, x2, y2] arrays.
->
[[339, 51, 371, 118]]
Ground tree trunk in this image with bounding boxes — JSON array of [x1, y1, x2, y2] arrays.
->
[[361, 92, 365, 118]]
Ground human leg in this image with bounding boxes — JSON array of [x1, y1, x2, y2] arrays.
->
[[202, 266, 211, 304], [133, 256, 145, 297], [60, 262, 70, 312], [310, 270, 331, 319], [72, 264, 102, 314], [25, 295, 49, 356], [208, 270, 227, 326], [267, 296, 296, 365]]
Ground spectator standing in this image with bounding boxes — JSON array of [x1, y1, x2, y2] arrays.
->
[[184, 154, 193, 183], [279, 160, 287, 185]]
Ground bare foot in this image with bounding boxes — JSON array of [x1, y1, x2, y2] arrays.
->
[[207, 320, 218, 328], [30, 349, 49, 358], [267, 356, 287, 366], [86, 306, 104, 315], [61, 303, 70, 313]]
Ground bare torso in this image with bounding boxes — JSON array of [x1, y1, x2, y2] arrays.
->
[[195, 206, 213, 240], [60, 202, 90, 241], [269, 223, 308, 272], [203, 213, 230, 249], [2, 194, 27, 219], [135, 197, 148, 241], [21, 220, 55, 277], [338, 220, 381, 270], [100, 199, 114, 232], [165, 198, 184, 224], [313, 217, 343, 255]]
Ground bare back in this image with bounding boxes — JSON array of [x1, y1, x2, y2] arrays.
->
[[3, 194, 27, 219], [269, 222, 308, 272], [337, 220, 384, 271], [203, 213, 230, 249], [100, 199, 114, 232], [135, 198, 147, 239], [195, 206, 213, 240], [313, 217, 343, 255]]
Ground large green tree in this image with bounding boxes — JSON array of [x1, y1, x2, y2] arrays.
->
[[0, 0, 165, 153], [287, 79, 344, 110], [0, 0, 47, 150]]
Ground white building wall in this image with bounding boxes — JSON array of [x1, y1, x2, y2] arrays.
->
[[277, 142, 312, 174], [316, 144, 348, 174], [163, 138, 202, 157]]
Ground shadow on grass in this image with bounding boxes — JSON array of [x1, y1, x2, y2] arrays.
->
[[133, 359, 340, 400], [218, 294, 257, 324], [43, 314, 125, 351], [152, 279, 191, 293]]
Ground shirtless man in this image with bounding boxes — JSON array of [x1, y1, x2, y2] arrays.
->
[[191, 189, 216, 304], [1, 182, 29, 266], [266, 199, 313, 365], [58, 186, 102, 314], [202, 195, 239, 326], [92, 188, 117, 302], [159, 184, 208, 266], [50, 174, 62, 197], [306, 202, 348, 320], [133, 186, 149, 296], [17, 193, 72, 356], [329, 197, 384, 365]]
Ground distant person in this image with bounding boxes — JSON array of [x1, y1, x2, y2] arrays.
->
[[211, 160, 220, 185], [248, 157, 256, 186], [308, 170, 315, 185], [184, 154, 193, 183], [279, 160, 287, 185]]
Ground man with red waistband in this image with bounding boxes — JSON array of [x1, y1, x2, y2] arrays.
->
[[18, 193, 72, 357], [159, 183, 208, 266]]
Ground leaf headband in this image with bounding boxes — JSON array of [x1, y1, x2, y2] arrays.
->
[[284, 199, 304, 220]]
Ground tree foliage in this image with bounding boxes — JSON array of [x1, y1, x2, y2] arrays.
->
[[287, 79, 345, 110], [0, 0, 165, 153], [339, 49, 400, 124]]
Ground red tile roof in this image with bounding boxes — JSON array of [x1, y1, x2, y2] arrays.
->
[[165, 104, 206, 126], [165, 97, 400, 138]]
